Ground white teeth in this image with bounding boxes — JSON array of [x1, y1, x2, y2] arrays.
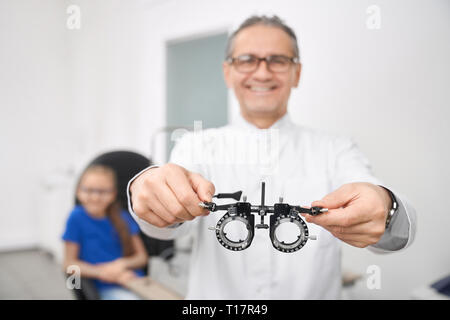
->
[[250, 87, 273, 92]]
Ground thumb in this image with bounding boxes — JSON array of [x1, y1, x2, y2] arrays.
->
[[189, 172, 215, 202], [311, 184, 355, 209]]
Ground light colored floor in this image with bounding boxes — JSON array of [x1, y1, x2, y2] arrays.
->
[[0, 246, 191, 300], [5, 245, 429, 300], [147, 249, 190, 298], [0, 249, 74, 300]]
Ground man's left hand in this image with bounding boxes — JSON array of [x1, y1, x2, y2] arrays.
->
[[304, 182, 392, 248]]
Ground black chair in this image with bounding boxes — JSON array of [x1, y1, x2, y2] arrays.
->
[[69, 150, 175, 300], [88, 150, 151, 213], [89, 150, 175, 264], [69, 276, 101, 300]]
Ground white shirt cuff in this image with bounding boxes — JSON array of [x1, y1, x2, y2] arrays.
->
[[369, 189, 416, 252]]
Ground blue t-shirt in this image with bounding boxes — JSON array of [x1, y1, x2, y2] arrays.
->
[[62, 205, 144, 289]]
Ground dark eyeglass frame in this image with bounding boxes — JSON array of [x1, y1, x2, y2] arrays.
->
[[226, 54, 299, 73], [79, 186, 115, 197]]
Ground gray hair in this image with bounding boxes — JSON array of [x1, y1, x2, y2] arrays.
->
[[225, 15, 300, 60]]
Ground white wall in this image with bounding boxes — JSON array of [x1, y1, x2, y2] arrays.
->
[[0, 0, 69, 251], [0, 0, 163, 260], [0, 0, 448, 299]]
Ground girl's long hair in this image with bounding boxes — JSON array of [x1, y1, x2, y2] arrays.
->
[[75, 164, 134, 257]]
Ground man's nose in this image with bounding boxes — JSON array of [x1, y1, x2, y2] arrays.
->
[[252, 60, 273, 80]]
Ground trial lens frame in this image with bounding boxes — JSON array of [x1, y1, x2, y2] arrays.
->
[[199, 182, 327, 253]]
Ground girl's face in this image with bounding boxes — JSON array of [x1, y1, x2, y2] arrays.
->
[[76, 170, 117, 218]]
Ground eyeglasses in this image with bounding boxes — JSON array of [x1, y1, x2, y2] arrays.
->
[[227, 54, 299, 73], [79, 186, 115, 197]]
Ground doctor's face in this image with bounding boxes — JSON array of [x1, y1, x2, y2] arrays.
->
[[223, 25, 301, 120]]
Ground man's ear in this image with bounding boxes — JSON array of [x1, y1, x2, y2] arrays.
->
[[223, 61, 232, 89], [292, 62, 302, 88]]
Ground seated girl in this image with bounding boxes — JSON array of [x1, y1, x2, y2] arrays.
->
[[62, 164, 148, 300]]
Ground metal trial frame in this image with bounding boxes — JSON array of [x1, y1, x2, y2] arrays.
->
[[199, 182, 328, 253]]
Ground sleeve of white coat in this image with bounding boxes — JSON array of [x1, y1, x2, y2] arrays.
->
[[126, 133, 205, 240], [329, 136, 417, 252]]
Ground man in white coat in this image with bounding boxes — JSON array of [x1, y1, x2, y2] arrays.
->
[[127, 16, 416, 299]]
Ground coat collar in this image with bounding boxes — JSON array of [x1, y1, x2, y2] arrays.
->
[[231, 112, 294, 132]]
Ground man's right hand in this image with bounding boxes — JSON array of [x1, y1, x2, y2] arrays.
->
[[129, 163, 215, 228]]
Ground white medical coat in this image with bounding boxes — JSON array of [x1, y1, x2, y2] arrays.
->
[[127, 113, 416, 299]]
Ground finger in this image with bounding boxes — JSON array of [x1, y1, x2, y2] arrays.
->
[[141, 209, 172, 228], [165, 168, 205, 217], [343, 239, 369, 248], [338, 234, 380, 247], [326, 226, 381, 247], [132, 199, 152, 220], [329, 230, 370, 242], [311, 184, 358, 209], [118, 270, 136, 284], [189, 172, 215, 202], [158, 182, 198, 220], [304, 206, 371, 228], [148, 190, 187, 224], [327, 221, 385, 236]]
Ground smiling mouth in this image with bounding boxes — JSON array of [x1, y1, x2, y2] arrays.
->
[[246, 85, 278, 92]]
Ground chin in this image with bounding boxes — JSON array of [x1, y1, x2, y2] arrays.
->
[[87, 207, 105, 217], [245, 104, 283, 116]]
